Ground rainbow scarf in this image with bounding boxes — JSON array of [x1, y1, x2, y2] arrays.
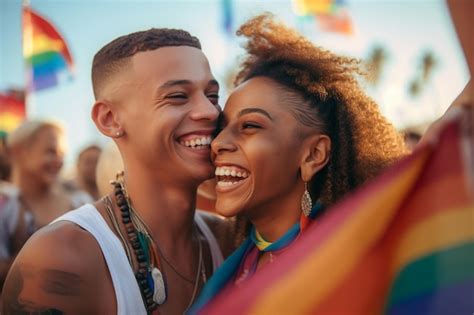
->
[[189, 204, 322, 314], [197, 107, 474, 314], [23, 6, 74, 91]]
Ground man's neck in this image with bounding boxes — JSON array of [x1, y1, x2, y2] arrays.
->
[[122, 168, 198, 252]]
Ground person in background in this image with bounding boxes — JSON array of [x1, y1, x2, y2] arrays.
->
[[0, 120, 91, 299], [65, 144, 102, 201], [0, 191, 27, 300], [95, 141, 123, 196], [0, 135, 21, 299], [0, 137, 11, 184], [5, 120, 92, 234]]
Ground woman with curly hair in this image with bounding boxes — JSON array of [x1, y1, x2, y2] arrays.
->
[[190, 13, 406, 311]]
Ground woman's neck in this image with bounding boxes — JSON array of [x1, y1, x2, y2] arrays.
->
[[250, 190, 303, 242]]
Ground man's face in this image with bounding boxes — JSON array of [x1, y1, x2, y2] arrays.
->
[[20, 127, 64, 187], [113, 46, 220, 186]]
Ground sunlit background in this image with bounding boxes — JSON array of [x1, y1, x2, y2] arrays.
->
[[0, 0, 470, 170]]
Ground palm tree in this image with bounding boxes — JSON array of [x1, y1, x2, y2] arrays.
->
[[421, 51, 437, 83], [407, 50, 438, 98], [365, 45, 388, 87], [408, 79, 421, 97]]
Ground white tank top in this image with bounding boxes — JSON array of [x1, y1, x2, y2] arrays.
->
[[52, 204, 224, 315]]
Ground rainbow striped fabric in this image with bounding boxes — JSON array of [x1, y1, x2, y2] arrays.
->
[[200, 107, 474, 314], [22, 6, 74, 91], [0, 93, 26, 137]]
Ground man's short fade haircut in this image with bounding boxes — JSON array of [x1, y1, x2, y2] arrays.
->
[[91, 28, 201, 99]]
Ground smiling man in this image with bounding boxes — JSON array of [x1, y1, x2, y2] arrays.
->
[[1, 29, 233, 315]]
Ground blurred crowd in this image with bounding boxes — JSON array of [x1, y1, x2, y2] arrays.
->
[[0, 120, 103, 297]]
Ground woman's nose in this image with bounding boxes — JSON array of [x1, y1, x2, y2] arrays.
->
[[211, 128, 237, 156]]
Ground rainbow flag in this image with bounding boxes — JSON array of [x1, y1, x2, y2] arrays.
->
[[0, 93, 26, 138], [316, 10, 353, 35], [222, 0, 234, 35], [292, 0, 337, 15], [22, 6, 74, 91], [200, 106, 474, 314], [292, 0, 353, 35]]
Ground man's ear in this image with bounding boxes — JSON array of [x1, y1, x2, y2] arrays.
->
[[300, 134, 331, 182], [91, 101, 123, 138]]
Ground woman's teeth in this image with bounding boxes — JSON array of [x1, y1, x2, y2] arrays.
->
[[215, 166, 249, 187], [215, 166, 249, 178]]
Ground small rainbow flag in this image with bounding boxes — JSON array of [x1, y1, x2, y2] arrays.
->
[[292, 0, 353, 35], [222, 0, 234, 36], [200, 106, 474, 314], [0, 93, 26, 138], [22, 6, 74, 91], [292, 0, 337, 15]]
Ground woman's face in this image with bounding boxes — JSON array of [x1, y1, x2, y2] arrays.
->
[[211, 77, 308, 218], [20, 127, 65, 186]]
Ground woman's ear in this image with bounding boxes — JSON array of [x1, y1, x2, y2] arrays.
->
[[91, 101, 124, 138], [300, 134, 331, 182]]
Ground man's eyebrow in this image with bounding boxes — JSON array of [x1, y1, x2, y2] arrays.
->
[[158, 79, 220, 89], [237, 107, 273, 121], [159, 80, 192, 88]]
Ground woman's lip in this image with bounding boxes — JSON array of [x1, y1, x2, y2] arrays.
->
[[215, 176, 249, 193]]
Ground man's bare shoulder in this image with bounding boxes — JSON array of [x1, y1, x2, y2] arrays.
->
[[197, 210, 238, 257], [1, 221, 114, 314]]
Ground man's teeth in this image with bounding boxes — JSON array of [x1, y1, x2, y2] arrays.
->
[[180, 136, 212, 148], [215, 166, 249, 178]]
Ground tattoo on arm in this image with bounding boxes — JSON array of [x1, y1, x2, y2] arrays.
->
[[1, 264, 83, 314]]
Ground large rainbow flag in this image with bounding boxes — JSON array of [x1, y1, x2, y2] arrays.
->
[[22, 6, 74, 91], [200, 106, 474, 314], [0, 93, 26, 138]]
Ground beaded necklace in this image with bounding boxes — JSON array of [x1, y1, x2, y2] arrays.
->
[[110, 172, 206, 314], [111, 178, 160, 313]]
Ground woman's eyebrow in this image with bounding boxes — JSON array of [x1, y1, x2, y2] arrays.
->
[[237, 108, 273, 121]]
